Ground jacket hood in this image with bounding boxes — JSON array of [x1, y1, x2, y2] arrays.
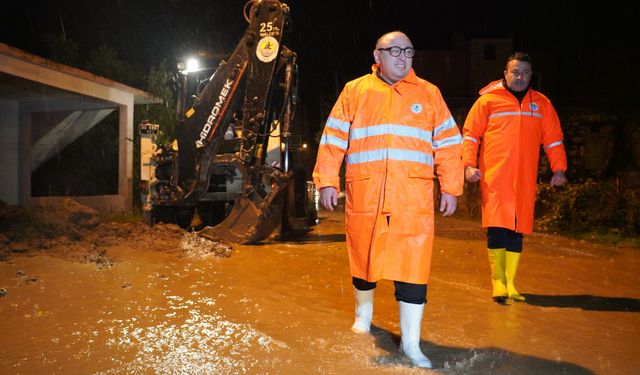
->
[[478, 79, 505, 95]]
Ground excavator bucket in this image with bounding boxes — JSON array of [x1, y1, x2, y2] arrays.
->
[[198, 165, 291, 244]]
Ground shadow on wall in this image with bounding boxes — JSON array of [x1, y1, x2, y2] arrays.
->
[[522, 294, 640, 313], [368, 325, 594, 374]]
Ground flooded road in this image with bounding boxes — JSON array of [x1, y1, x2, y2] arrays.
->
[[1, 208, 639, 374]]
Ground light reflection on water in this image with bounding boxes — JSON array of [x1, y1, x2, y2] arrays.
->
[[98, 306, 288, 374]]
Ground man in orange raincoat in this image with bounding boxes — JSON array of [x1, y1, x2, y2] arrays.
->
[[313, 31, 463, 368], [462, 52, 568, 304]]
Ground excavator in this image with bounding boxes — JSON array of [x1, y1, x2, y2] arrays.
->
[[141, 0, 316, 244]]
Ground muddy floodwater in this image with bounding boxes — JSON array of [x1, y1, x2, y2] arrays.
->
[[1, 208, 639, 374]]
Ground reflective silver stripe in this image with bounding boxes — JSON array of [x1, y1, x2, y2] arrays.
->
[[433, 116, 456, 137], [488, 111, 520, 118], [388, 149, 433, 164], [433, 134, 463, 149], [464, 135, 479, 144], [488, 111, 543, 119], [320, 134, 348, 150], [544, 141, 563, 150], [346, 148, 433, 166], [325, 117, 351, 133], [350, 124, 431, 143]]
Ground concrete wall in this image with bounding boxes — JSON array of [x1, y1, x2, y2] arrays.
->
[[0, 101, 19, 204]]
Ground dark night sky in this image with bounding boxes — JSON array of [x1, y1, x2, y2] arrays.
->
[[2, 1, 638, 133]]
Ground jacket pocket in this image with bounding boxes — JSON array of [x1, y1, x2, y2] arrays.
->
[[345, 175, 375, 213], [408, 167, 433, 180], [402, 168, 434, 214]]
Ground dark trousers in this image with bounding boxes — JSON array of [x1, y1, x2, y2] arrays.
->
[[352, 277, 427, 304], [487, 227, 523, 252]]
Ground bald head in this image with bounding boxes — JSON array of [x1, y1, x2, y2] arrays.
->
[[375, 31, 412, 49]]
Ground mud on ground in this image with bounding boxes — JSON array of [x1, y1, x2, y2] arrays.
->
[[0, 199, 230, 265]]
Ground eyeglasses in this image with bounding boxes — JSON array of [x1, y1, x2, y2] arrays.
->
[[377, 46, 415, 58], [509, 69, 532, 78]]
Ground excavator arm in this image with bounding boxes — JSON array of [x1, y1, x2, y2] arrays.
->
[[181, 0, 289, 199], [151, 0, 309, 244]]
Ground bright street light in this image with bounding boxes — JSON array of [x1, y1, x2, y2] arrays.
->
[[185, 58, 200, 73], [178, 57, 202, 74]]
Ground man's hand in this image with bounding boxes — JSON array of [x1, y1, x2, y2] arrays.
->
[[439, 192, 458, 217], [550, 170, 568, 187], [465, 166, 481, 182], [319, 187, 338, 211]]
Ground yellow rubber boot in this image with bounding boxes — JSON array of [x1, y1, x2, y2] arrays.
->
[[487, 248, 507, 302], [505, 251, 526, 302]]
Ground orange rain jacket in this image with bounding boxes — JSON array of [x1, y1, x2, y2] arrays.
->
[[313, 65, 463, 284], [462, 79, 567, 234]]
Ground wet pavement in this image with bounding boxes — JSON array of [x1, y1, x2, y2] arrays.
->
[[1, 207, 639, 374]]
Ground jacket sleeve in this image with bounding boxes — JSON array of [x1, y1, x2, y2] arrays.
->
[[461, 98, 487, 168], [541, 99, 567, 172], [432, 87, 463, 196], [312, 86, 352, 192]]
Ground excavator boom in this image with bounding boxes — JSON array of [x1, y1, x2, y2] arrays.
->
[[146, 0, 315, 244]]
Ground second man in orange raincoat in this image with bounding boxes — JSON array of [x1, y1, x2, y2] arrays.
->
[[463, 52, 568, 304]]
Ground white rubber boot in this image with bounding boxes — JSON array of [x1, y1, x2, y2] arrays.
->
[[351, 288, 374, 333], [399, 301, 432, 368]]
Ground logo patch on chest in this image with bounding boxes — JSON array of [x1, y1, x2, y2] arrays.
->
[[410, 103, 423, 113], [529, 102, 539, 111]]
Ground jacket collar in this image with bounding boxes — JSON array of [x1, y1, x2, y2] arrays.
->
[[479, 78, 533, 99], [371, 64, 419, 90]]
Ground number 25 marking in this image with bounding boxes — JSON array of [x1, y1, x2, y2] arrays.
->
[[260, 22, 273, 33]]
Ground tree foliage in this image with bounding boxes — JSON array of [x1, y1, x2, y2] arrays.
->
[[83, 44, 140, 87], [42, 33, 79, 67], [535, 181, 640, 243], [139, 60, 178, 143]]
